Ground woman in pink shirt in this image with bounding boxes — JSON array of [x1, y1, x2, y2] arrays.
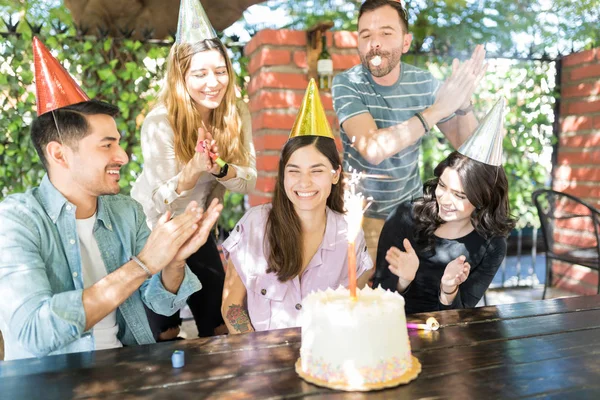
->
[[221, 135, 373, 333]]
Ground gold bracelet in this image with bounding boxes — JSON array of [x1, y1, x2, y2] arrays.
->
[[441, 285, 459, 295]]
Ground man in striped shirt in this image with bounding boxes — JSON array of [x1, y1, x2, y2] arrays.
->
[[332, 0, 486, 262]]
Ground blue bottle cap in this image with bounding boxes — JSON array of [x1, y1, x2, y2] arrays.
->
[[171, 350, 185, 368]]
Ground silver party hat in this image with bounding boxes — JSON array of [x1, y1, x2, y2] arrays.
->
[[175, 0, 217, 44], [457, 97, 506, 166]]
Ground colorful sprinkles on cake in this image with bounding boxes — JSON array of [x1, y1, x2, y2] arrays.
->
[[302, 353, 412, 386]]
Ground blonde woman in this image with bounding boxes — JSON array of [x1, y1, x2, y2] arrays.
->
[[132, 38, 256, 339]]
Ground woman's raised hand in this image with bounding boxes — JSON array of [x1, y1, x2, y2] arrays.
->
[[386, 238, 420, 282], [196, 128, 221, 175], [441, 255, 471, 290]]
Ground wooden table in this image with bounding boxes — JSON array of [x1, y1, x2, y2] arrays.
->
[[2, 295, 600, 399]]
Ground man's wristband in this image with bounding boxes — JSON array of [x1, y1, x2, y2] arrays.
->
[[212, 163, 229, 179], [130, 255, 152, 277], [455, 102, 474, 116], [414, 112, 430, 135]]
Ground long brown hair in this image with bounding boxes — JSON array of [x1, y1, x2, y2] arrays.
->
[[266, 136, 344, 282], [413, 151, 517, 252], [161, 38, 249, 166]]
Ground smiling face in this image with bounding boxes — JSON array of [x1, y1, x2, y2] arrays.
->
[[283, 144, 341, 214], [184, 49, 229, 110], [357, 5, 412, 78], [435, 167, 476, 223], [63, 113, 129, 197]]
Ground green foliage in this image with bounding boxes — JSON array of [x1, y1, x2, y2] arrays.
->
[[266, 0, 361, 31], [407, 54, 556, 229], [0, 23, 245, 230], [540, 0, 600, 51], [261, 0, 598, 56], [1, 32, 47, 197], [0, 29, 167, 196], [219, 192, 247, 232], [496, 59, 556, 229]]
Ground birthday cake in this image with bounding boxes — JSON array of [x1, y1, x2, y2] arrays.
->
[[295, 286, 421, 391]]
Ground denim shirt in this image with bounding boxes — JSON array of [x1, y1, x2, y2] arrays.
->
[[0, 175, 202, 360]]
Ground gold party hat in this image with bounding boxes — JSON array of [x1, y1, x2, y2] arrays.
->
[[175, 0, 217, 44], [458, 97, 506, 166], [289, 78, 334, 139]]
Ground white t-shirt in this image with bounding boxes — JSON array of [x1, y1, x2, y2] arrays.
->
[[76, 214, 123, 351]]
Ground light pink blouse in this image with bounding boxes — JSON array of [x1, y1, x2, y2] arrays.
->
[[222, 204, 373, 332]]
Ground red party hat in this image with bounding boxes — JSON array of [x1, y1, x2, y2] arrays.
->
[[32, 37, 89, 116]]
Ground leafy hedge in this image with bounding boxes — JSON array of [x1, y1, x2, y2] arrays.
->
[[1, 30, 160, 193], [0, 29, 245, 231]]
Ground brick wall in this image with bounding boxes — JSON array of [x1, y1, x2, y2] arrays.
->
[[552, 47, 600, 295], [245, 29, 359, 206]]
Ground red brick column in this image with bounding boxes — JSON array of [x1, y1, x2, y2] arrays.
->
[[552, 47, 600, 295], [245, 29, 360, 206]]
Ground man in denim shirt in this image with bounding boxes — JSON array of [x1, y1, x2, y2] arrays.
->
[[0, 38, 223, 360]]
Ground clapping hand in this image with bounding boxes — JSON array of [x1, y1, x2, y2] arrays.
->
[[137, 201, 205, 274], [190, 129, 213, 173], [170, 198, 223, 265], [458, 44, 487, 109], [386, 239, 420, 282], [196, 128, 221, 175], [433, 44, 488, 116], [441, 255, 471, 291]]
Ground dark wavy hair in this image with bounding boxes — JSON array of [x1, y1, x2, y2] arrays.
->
[[413, 151, 517, 252], [265, 136, 344, 282]]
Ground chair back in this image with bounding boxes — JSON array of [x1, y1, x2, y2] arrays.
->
[[532, 189, 600, 258]]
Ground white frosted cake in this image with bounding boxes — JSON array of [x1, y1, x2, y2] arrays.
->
[[296, 286, 420, 391]]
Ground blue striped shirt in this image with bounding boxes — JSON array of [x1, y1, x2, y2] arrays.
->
[[333, 63, 451, 219]]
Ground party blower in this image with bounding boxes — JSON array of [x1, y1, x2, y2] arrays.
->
[[195, 137, 227, 168]]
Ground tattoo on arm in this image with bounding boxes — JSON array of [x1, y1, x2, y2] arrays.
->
[[226, 304, 252, 333]]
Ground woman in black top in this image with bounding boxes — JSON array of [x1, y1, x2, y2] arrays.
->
[[372, 152, 516, 314]]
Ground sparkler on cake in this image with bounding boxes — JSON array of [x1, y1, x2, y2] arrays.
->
[[343, 167, 373, 298]]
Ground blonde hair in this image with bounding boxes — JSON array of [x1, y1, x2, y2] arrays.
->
[[161, 39, 249, 166]]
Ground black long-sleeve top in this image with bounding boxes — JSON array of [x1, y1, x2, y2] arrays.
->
[[372, 202, 507, 315]]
